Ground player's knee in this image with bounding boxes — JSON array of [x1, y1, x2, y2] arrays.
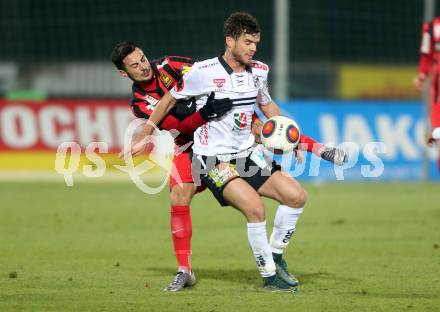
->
[[284, 188, 307, 208], [170, 186, 192, 205], [246, 203, 265, 222]]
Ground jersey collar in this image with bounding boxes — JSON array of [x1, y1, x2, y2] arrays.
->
[[218, 55, 252, 75]]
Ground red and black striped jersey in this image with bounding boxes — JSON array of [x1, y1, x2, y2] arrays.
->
[[417, 18, 440, 126], [130, 56, 206, 146]]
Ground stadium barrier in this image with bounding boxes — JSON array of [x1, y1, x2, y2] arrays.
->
[[0, 99, 437, 181], [277, 100, 439, 181]]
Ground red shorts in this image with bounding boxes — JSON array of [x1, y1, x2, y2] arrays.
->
[[169, 150, 206, 193], [431, 104, 440, 128]]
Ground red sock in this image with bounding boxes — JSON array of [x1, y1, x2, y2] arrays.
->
[[299, 134, 324, 155], [170, 205, 192, 271]]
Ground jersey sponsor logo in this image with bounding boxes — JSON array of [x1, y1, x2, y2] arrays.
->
[[199, 62, 217, 69], [207, 164, 239, 188], [160, 72, 173, 88], [145, 94, 159, 106], [199, 123, 209, 145], [251, 62, 268, 71], [213, 78, 226, 88], [234, 112, 249, 130]]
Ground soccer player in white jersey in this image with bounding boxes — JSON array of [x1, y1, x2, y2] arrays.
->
[[126, 12, 305, 292]]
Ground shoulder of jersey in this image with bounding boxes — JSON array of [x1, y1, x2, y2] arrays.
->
[[192, 57, 220, 71], [251, 60, 269, 73], [152, 56, 192, 67], [166, 55, 194, 64]]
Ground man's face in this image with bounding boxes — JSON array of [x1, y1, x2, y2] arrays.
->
[[228, 32, 260, 66], [120, 47, 153, 83]]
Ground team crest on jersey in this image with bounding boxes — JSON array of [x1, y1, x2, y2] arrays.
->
[[160, 72, 173, 88], [233, 112, 248, 130], [213, 78, 226, 88]]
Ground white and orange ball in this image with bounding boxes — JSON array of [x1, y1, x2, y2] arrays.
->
[[260, 116, 301, 153]]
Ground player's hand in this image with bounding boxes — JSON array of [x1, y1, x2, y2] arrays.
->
[[118, 135, 149, 159], [251, 118, 263, 143], [294, 148, 304, 164], [413, 73, 427, 92], [320, 146, 348, 166], [199, 91, 233, 120], [426, 128, 435, 147]]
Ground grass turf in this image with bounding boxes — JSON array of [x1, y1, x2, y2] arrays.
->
[[0, 182, 439, 312]]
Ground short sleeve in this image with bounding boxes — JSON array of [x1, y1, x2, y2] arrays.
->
[[257, 67, 272, 106]]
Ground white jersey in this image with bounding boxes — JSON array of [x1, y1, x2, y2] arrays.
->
[[170, 56, 272, 156]]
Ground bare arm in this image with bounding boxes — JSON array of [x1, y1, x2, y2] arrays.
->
[[139, 92, 177, 137], [258, 101, 281, 118], [120, 92, 177, 158]]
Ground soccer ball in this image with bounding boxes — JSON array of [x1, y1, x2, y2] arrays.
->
[[260, 116, 301, 153]]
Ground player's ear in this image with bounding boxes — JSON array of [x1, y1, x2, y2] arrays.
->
[[118, 69, 128, 78], [225, 36, 234, 49]]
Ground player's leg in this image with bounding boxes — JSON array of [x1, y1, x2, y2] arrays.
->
[[257, 171, 307, 286], [164, 152, 198, 292], [437, 144, 440, 173], [170, 182, 197, 272], [432, 127, 440, 173], [201, 161, 296, 292]]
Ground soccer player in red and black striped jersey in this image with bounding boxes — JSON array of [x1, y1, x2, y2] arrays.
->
[[112, 41, 233, 291], [414, 17, 440, 173]]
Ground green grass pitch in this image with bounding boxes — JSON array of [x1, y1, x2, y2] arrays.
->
[[0, 182, 439, 311]]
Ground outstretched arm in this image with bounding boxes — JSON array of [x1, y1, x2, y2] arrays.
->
[[120, 92, 177, 158]]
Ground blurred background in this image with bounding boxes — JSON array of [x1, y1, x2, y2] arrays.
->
[[0, 0, 438, 181]]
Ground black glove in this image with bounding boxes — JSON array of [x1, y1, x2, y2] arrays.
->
[[320, 147, 348, 166], [171, 97, 197, 121], [199, 91, 233, 121]]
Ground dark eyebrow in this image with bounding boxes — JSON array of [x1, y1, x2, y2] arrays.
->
[[129, 54, 146, 67]]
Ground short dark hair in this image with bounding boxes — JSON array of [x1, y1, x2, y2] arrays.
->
[[111, 41, 137, 70], [223, 12, 260, 40]]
